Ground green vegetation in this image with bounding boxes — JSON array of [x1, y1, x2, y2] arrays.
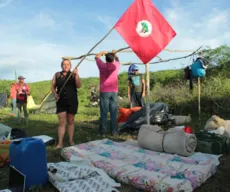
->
[[1, 45, 230, 191], [1, 45, 230, 118]]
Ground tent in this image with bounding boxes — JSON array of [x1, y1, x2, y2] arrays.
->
[[38, 92, 56, 114], [0, 93, 8, 108], [27, 96, 40, 109], [0, 123, 11, 137]]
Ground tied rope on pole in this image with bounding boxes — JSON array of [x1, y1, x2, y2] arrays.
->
[[59, 44, 203, 96], [62, 47, 202, 62], [61, 47, 130, 61], [149, 46, 202, 65], [63, 46, 203, 66]]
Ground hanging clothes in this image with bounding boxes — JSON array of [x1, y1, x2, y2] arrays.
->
[[191, 57, 207, 78], [184, 57, 208, 90], [184, 66, 193, 90]]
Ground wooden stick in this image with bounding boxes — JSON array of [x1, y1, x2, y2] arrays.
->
[[148, 46, 202, 65], [164, 48, 200, 52], [61, 47, 201, 60], [113, 46, 203, 66], [198, 77, 201, 120], [145, 63, 150, 125], [130, 101, 132, 109], [15, 71, 17, 81], [198, 50, 203, 121], [59, 44, 202, 96], [84, 55, 163, 62], [61, 46, 130, 60], [58, 27, 115, 96]]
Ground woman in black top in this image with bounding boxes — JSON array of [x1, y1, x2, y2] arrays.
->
[[51, 59, 81, 149]]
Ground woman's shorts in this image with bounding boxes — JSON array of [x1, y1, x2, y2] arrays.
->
[[56, 103, 78, 115]]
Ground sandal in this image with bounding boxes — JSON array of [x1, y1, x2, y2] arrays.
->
[[69, 142, 76, 146], [55, 145, 63, 150]]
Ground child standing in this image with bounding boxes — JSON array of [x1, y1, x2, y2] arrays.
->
[[91, 85, 97, 102], [128, 65, 145, 107]]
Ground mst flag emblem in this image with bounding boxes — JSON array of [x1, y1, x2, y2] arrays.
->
[[136, 20, 152, 37]]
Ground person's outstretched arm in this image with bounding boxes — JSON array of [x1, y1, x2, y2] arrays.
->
[[95, 51, 107, 68], [128, 81, 131, 99], [95, 51, 107, 59], [142, 78, 146, 97]]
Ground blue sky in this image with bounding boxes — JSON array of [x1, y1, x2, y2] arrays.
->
[[0, 0, 230, 82]]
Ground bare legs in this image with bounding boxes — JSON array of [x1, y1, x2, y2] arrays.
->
[[56, 112, 66, 148], [67, 114, 75, 145], [56, 112, 75, 149]]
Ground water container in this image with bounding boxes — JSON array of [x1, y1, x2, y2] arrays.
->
[[9, 138, 48, 189]]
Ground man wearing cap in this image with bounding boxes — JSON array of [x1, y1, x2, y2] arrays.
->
[[15, 76, 30, 124], [128, 65, 145, 107]]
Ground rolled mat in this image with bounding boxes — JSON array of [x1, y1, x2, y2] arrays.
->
[[138, 125, 197, 157], [172, 115, 191, 125]]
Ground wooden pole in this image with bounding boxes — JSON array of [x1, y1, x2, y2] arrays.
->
[[61, 46, 130, 60], [58, 27, 114, 96], [198, 51, 203, 121], [15, 71, 17, 81], [130, 101, 132, 109], [146, 63, 150, 124], [198, 77, 201, 120]]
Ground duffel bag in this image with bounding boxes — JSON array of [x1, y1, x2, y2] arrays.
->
[[195, 131, 230, 155]]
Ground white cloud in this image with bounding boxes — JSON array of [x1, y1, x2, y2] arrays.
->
[[95, 0, 230, 74], [1, 0, 230, 82], [163, 1, 230, 49], [32, 12, 56, 29]]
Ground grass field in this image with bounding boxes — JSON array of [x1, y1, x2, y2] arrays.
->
[[1, 105, 230, 192]]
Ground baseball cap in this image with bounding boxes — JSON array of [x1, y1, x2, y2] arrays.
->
[[132, 66, 139, 71], [18, 76, 25, 79]]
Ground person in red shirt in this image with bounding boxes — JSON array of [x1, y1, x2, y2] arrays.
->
[[15, 76, 30, 124], [9, 83, 17, 116]]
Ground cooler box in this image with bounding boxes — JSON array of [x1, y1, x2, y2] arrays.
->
[[9, 138, 48, 189]]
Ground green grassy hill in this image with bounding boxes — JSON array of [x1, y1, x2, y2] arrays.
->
[[1, 45, 230, 192], [1, 45, 230, 117]]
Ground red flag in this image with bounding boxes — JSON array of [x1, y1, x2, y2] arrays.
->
[[114, 0, 176, 64]]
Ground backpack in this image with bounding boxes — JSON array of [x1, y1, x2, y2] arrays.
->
[[150, 110, 171, 125], [11, 128, 27, 140], [184, 57, 208, 90], [15, 83, 29, 103], [191, 57, 208, 78], [195, 131, 230, 155]]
